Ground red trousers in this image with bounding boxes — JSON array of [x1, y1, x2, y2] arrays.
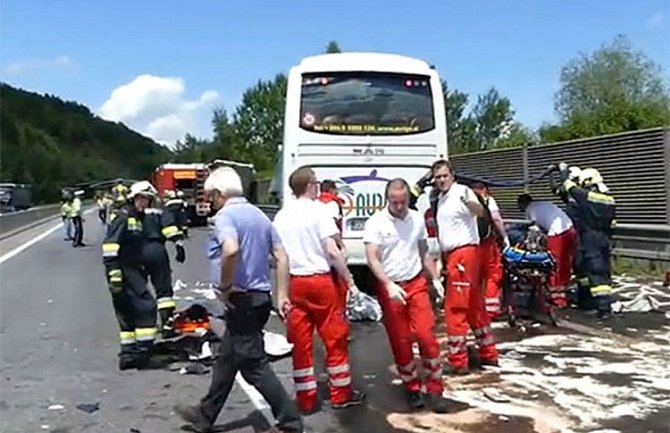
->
[[331, 269, 348, 310], [287, 273, 352, 412], [376, 274, 443, 395], [480, 237, 503, 319], [546, 227, 576, 308], [443, 245, 498, 370]]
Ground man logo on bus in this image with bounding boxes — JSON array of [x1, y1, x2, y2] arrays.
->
[[334, 169, 389, 217]]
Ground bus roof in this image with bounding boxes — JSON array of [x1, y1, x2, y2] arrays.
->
[[295, 52, 434, 75]]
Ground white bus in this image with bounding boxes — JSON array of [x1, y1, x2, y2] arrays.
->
[[272, 52, 448, 265]]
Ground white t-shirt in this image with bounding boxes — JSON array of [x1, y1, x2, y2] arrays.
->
[[436, 183, 480, 252], [487, 196, 500, 213], [273, 198, 338, 276], [363, 208, 427, 282], [525, 201, 573, 236], [323, 201, 341, 221]]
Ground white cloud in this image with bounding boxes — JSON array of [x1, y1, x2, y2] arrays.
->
[[2, 55, 72, 76], [646, 11, 665, 30], [99, 74, 219, 146]]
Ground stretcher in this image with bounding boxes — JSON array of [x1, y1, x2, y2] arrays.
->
[[502, 234, 558, 327]]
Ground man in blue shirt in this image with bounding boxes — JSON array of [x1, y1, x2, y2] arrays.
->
[[176, 167, 303, 433]]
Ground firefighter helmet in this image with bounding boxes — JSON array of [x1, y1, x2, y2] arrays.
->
[[568, 166, 582, 181], [164, 189, 176, 200], [578, 168, 603, 188], [129, 181, 157, 199]]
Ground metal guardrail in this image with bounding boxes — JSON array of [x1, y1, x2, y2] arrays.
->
[[0, 204, 63, 240], [506, 219, 670, 262], [0, 200, 95, 241]]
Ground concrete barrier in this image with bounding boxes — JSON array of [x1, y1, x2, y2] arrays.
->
[[0, 204, 62, 240]]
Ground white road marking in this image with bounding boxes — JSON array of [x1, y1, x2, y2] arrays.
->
[[0, 208, 96, 264], [0, 222, 63, 264], [235, 372, 271, 411]]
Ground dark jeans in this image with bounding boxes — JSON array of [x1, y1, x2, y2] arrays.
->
[[72, 216, 84, 245], [200, 292, 303, 432]]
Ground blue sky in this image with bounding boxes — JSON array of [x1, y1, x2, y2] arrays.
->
[[2, 0, 668, 145]]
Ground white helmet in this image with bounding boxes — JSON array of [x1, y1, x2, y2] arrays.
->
[[176, 190, 184, 198], [568, 166, 582, 181], [129, 181, 157, 199], [578, 168, 603, 188], [164, 189, 176, 200]]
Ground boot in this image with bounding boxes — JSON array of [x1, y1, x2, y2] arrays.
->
[[594, 295, 612, 319], [426, 393, 449, 414], [159, 308, 177, 338], [405, 390, 425, 410], [174, 403, 212, 433]]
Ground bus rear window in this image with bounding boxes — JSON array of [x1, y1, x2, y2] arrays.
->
[[300, 72, 435, 135]]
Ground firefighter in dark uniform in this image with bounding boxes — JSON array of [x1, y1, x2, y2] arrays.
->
[[110, 179, 129, 222], [102, 181, 160, 370], [550, 165, 583, 305], [144, 190, 186, 335], [163, 190, 189, 239], [558, 164, 616, 318]]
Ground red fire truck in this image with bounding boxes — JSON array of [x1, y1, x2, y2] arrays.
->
[[150, 163, 210, 225], [150, 161, 256, 226]]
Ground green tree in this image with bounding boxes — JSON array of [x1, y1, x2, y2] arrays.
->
[[325, 40, 342, 53], [209, 108, 240, 160], [0, 83, 170, 202], [443, 82, 476, 154], [231, 74, 288, 171], [495, 123, 536, 148], [471, 87, 515, 150], [543, 35, 670, 142], [173, 133, 209, 163]]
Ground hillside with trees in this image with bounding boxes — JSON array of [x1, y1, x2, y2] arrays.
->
[[0, 83, 171, 202]]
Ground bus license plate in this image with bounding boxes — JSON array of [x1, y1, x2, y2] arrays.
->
[[348, 218, 367, 231]]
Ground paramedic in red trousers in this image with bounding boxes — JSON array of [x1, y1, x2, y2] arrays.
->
[[176, 167, 303, 433], [471, 182, 510, 319], [318, 179, 348, 307], [363, 178, 449, 413], [273, 167, 365, 414], [517, 194, 575, 308], [318, 180, 344, 239], [432, 160, 499, 374]]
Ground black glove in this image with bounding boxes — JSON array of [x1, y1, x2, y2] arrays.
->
[[175, 243, 186, 263]]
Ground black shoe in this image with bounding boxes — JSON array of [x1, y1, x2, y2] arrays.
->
[[118, 355, 137, 371], [135, 352, 152, 370], [480, 359, 499, 367], [174, 404, 212, 433], [332, 390, 366, 410], [426, 393, 449, 414], [405, 390, 426, 410]]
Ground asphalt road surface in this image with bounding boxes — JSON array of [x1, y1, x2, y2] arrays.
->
[[1, 216, 668, 433]]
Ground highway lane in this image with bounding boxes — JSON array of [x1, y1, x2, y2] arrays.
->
[[0, 218, 275, 433], [1, 215, 669, 433]]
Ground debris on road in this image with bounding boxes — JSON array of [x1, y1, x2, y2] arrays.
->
[[47, 404, 65, 411], [482, 387, 511, 403], [263, 331, 293, 358], [188, 341, 212, 361], [611, 292, 667, 314], [179, 363, 209, 375], [347, 291, 383, 322], [75, 402, 100, 414]]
